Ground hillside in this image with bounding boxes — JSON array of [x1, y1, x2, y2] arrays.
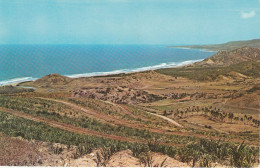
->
[[195, 47, 260, 67], [171, 39, 260, 51], [156, 47, 260, 81]]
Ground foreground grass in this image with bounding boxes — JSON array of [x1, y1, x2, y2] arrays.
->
[[0, 111, 177, 159], [0, 111, 258, 167], [0, 96, 199, 144]]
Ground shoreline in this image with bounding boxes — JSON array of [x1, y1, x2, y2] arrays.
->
[[0, 59, 204, 87], [0, 77, 37, 87], [66, 59, 203, 78]]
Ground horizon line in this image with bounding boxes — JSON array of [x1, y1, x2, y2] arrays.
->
[[0, 38, 259, 46]]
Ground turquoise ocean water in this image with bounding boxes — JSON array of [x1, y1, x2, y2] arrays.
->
[[0, 45, 216, 85]]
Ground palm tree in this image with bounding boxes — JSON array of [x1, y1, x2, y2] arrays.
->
[[247, 116, 253, 125], [163, 110, 167, 116], [228, 113, 234, 123], [244, 115, 248, 124]]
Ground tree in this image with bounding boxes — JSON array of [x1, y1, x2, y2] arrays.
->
[[234, 117, 239, 122], [228, 113, 234, 123], [244, 115, 248, 124], [247, 116, 253, 125], [163, 110, 167, 116]]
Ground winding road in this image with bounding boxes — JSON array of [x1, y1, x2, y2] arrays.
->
[[147, 111, 183, 128]]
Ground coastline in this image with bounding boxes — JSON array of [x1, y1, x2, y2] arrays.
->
[[66, 59, 203, 78], [0, 77, 37, 87], [168, 46, 217, 52], [0, 59, 204, 87]]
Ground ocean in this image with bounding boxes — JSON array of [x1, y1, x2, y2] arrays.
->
[[0, 45, 216, 85]]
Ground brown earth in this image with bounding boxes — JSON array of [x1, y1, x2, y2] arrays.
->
[[0, 135, 43, 166]]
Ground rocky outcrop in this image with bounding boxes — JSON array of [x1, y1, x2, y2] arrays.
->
[[73, 86, 164, 104]]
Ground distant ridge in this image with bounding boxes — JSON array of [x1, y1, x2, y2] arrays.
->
[[170, 39, 260, 51]]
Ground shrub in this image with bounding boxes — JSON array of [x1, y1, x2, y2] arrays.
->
[[94, 146, 120, 167], [73, 144, 93, 159], [199, 154, 213, 167], [230, 142, 258, 167], [138, 151, 154, 167]]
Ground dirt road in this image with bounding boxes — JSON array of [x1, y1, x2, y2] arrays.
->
[[147, 112, 183, 128], [38, 98, 181, 132], [37, 97, 144, 127], [23, 97, 258, 146], [0, 107, 183, 147]]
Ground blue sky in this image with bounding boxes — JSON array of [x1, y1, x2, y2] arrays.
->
[[0, 0, 259, 45]]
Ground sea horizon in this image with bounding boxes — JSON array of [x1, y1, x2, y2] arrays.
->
[[0, 44, 215, 86]]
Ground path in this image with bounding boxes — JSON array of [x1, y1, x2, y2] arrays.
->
[[147, 112, 183, 128], [37, 97, 143, 127], [39, 98, 182, 131], [0, 107, 183, 147], [102, 99, 183, 127], [26, 97, 258, 146]]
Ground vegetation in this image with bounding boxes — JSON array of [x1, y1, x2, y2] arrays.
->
[[0, 85, 34, 94], [156, 61, 260, 81], [172, 106, 259, 127], [177, 139, 258, 167], [73, 144, 93, 159], [138, 151, 154, 167], [230, 142, 258, 167], [94, 145, 121, 166], [67, 98, 171, 128], [0, 134, 42, 166], [0, 109, 259, 167], [0, 96, 206, 145], [0, 96, 155, 140]]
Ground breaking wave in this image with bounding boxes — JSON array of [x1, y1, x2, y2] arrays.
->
[[0, 59, 203, 85], [67, 59, 203, 78], [0, 77, 37, 86]]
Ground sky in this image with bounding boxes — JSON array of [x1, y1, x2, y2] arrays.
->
[[0, 0, 259, 45]]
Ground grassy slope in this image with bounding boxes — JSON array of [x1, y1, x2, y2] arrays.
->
[[156, 61, 260, 81]]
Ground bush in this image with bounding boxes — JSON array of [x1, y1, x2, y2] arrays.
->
[[138, 151, 154, 167], [73, 144, 93, 159], [230, 142, 258, 167], [94, 146, 120, 167]]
